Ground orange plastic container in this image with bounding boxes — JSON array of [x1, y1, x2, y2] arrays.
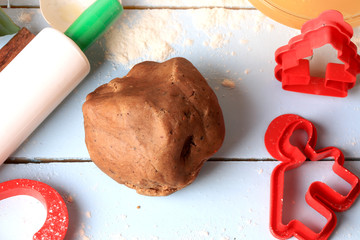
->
[[248, 0, 360, 29]]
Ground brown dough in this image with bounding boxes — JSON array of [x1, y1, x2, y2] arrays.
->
[[83, 57, 225, 196]]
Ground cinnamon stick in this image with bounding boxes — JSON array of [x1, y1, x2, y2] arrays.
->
[[0, 27, 35, 72]]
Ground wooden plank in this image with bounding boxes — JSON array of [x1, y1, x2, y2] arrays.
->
[[1, 0, 254, 8], [123, 0, 254, 8], [0, 161, 359, 239], [2, 9, 360, 161]]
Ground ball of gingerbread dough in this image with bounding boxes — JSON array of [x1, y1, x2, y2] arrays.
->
[[82, 57, 225, 196]]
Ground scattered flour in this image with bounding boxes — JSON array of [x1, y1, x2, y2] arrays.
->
[[253, 12, 267, 33], [104, 10, 183, 67], [192, 8, 246, 34], [253, 24, 261, 33], [266, 24, 275, 32], [18, 11, 34, 23], [205, 33, 230, 49], [348, 137, 358, 146], [104, 8, 270, 68], [109, 234, 126, 240]]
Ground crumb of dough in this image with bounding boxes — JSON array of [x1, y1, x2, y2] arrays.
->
[[221, 79, 236, 89], [79, 225, 90, 240], [267, 24, 274, 31], [199, 230, 210, 236], [65, 194, 74, 203], [240, 39, 249, 45], [85, 211, 92, 218], [353, 36, 360, 48], [184, 39, 194, 46]]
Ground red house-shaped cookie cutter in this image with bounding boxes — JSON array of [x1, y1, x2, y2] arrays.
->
[[265, 114, 360, 240], [275, 10, 360, 97]]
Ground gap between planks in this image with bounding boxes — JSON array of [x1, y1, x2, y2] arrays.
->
[[4, 158, 275, 164], [0, 5, 256, 10], [5, 158, 360, 164]]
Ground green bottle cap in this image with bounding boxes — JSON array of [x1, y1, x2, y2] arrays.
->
[[64, 0, 123, 51]]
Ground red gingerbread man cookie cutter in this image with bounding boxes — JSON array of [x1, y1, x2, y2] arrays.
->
[[265, 114, 360, 240], [0, 179, 68, 240], [275, 10, 360, 97]]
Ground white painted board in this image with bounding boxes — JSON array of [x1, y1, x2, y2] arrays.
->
[[0, 161, 359, 240], [1, 5, 360, 240], [1, 9, 360, 160]]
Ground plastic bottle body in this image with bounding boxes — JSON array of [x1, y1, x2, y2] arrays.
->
[[0, 27, 90, 164]]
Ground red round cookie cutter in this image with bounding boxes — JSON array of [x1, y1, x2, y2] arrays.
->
[[274, 10, 360, 97], [265, 114, 360, 240], [0, 179, 68, 240]]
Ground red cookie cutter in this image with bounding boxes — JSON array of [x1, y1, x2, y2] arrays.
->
[[274, 10, 360, 97], [265, 114, 360, 240], [0, 179, 68, 240]]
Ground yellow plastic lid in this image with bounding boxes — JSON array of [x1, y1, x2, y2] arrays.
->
[[248, 0, 360, 29]]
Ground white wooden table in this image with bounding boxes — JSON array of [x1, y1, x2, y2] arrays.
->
[[1, 1, 360, 239]]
